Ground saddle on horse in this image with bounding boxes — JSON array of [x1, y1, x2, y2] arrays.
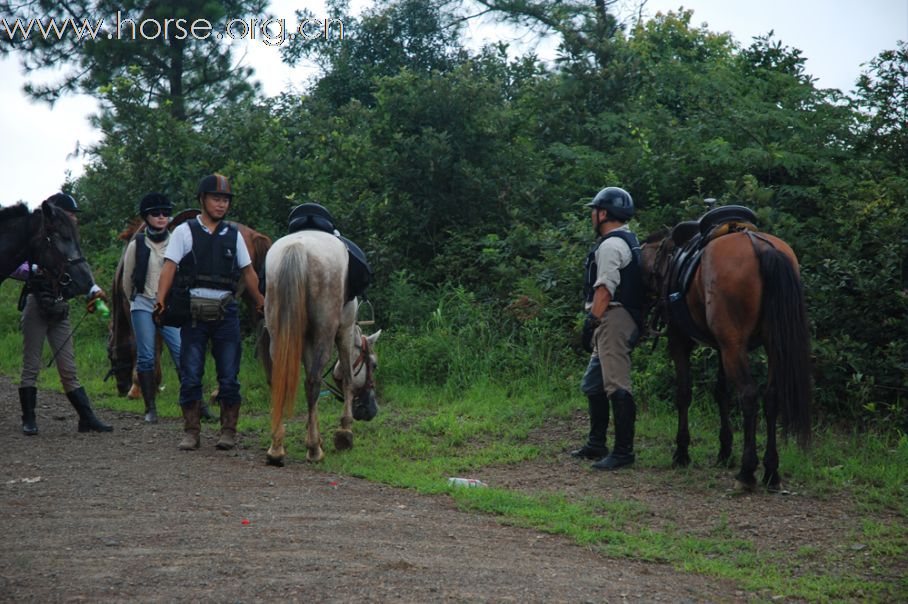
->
[[665, 205, 759, 345], [278, 203, 373, 301]]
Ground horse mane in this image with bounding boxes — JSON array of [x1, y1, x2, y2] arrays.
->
[[643, 228, 671, 244], [118, 217, 143, 241], [0, 202, 30, 221]]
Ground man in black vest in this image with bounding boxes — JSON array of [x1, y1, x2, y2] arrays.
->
[[154, 174, 264, 451], [572, 186, 644, 470]]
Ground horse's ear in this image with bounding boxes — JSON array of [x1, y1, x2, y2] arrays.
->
[[366, 329, 382, 346], [40, 200, 54, 221]]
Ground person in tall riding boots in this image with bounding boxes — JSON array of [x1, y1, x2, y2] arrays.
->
[[14, 193, 113, 435], [154, 174, 264, 451], [121, 193, 183, 424], [571, 186, 645, 470]]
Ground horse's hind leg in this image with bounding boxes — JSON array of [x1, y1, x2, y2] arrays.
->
[[266, 422, 286, 466], [761, 386, 781, 491], [714, 364, 735, 468], [721, 346, 758, 490], [304, 373, 324, 462]]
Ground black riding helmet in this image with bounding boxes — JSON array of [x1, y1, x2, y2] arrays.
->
[[46, 192, 80, 213], [139, 192, 173, 216], [586, 186, 634, 221], [196, 173, 233, 200]]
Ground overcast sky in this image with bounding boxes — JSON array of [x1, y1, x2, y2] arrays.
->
[[1, 0, 906, 207]]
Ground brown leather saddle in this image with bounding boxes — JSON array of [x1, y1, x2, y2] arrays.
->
[[664, 205, 759, 345]]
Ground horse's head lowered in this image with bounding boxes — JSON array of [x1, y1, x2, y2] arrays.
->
[[31, 200, 94, 296], [334, 327, 382, 421], [640, 229, 675, 333]]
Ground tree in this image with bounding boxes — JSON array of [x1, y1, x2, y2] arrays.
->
[[282, 0, 468, 109], [1, 0, 265, 121]]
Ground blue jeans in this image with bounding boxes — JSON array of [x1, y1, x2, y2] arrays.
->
[[179, 301, 242, 407], [131, 309, 181, 374]]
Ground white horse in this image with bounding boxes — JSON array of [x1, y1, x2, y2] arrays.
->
[[264, 230, 380, 465]]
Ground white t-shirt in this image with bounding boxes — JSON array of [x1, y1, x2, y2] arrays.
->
[[164, 217, 251, 300]]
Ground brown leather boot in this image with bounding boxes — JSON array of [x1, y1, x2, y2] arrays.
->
[[178, 401, 202, 450], [216, 404, 240, 450]]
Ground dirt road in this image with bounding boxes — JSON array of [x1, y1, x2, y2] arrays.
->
[[0, 378, 749, 602]]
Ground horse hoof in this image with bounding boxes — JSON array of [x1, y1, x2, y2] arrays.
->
[[306, 447, 324, 463], [735, 476, 757, 492], [334, 429, 354, 451], [127, 385, 142, 400], [671, 454, 691, 469]]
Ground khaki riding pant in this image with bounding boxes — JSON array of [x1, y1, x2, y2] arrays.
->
[[580, 306, 639, 397], [19, 294, 80, 391]]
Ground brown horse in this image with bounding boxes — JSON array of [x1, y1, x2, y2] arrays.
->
[[107, 209, 272, 398], [641, 228, 811, 490]]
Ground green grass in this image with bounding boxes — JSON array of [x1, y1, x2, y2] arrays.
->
[[1, 279, 905, 601]]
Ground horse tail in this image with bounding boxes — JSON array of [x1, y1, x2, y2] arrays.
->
[[755, 243, 812, 448], [269, 244, 308, 436]]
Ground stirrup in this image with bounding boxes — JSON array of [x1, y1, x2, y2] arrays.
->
[[357, 298, 375, 326]]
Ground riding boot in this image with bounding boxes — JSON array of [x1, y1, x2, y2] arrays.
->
[[569, 392, 610, 459], [19, 386, 38, 436], [178, 401, 202, 450], [216, 404, 240, 450], [593, 390, 636, 470], [66, 387, 114, 433], [137, 371, 158, 424]]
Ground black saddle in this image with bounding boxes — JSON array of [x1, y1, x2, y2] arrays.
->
[[671, 205, 757, 246], [283, 203, 373, 301], [664, 205, 760, 345]]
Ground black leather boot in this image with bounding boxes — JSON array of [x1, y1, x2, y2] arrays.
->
[[19, 386, 38, 436], [66, 387, 114, 432], [593, 390, 636, 470], [137, 371, 158, 423], [570, 392, 610, 459]]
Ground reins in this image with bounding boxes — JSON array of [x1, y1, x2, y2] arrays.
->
[[321, 333, 374, 401]]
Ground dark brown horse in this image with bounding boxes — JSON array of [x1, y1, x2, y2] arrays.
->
[[1, 201, 94, 295], [107, 209, 272, 398], [641, 228, 811, 490]]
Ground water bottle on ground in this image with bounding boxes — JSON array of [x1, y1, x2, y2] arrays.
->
[[447, 477, 487, 487]]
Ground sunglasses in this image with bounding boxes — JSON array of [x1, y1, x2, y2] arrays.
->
[[146, 209, 172, 217]]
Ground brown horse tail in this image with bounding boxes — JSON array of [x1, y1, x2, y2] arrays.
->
[[269, 244, 307, 437], [755, 244, 812, 448]]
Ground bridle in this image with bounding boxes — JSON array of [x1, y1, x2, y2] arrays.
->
[[29, 211, 88, 295], [351, 334, 375, 392], [322, 333, 375, 401]]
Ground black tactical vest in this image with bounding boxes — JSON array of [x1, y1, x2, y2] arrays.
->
[[178, 220, 240, 293], [583, 229, 645, 329]]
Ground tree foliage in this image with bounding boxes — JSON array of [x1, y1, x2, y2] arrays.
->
[[62, 1, 907, 426], [1, 0, 265, 120]]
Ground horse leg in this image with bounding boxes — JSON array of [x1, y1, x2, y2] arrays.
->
[[304, 372, 324, 462], [714, 363, 735, 467], [333, 328, 355, 452], [266, 421, 286, 466], [762, 385, 781, 491], [721, 346, 759, 490], [669, 332, 694, 468]]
